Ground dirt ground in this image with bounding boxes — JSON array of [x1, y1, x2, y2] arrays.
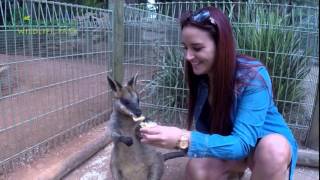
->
[[64, 138, 319, 180], [1, 54, 318, 180], [0, 53, 160, 177], [2, 123, 318, 180], [0, 123, 107, 180], [0, 53, 110, 172]]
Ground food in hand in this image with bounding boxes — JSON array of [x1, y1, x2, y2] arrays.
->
[[140, 121, 157, 128], [132, 115, 146, 122]]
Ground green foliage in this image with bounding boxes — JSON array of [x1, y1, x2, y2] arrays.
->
[[144, 5, 312, 124], [6, 3, 78, 27], [154, 0, 318, 6], [240, 0, 318, 6], [58, 0, 106, 8], [80, 0, 105, 8], [142, 46, 187, 124], [233, 6, 311, 118]]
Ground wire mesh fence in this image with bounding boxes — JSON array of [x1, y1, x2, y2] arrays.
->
[[0, 0, 113, 174], [122, 6, 187, 127], [129, 2, 319, 145], [0, 0, 318, 176]]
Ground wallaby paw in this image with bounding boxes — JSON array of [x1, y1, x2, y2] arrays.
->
[[135, 126, 143, 141], [120, 136, 133, 146]]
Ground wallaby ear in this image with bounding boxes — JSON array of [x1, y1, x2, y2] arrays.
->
[[127, 73, 138, 88], [107, 76, 122, 92]]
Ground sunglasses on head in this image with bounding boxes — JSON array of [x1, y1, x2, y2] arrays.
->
[[190, 10, 216, 25]]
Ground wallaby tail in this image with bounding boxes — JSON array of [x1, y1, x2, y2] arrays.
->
[[162, 151, 187, 161]]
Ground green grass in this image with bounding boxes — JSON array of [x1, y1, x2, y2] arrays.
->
[[144, 5, 311, 125], [233, 6, 311, 120], [141, 46, 187, 124]]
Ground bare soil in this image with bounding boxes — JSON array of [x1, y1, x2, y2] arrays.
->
[[0, 53, 160, 177], [0, 123, 107, 180], [1, 121, 319, 180], [0, 54, 110, 171]]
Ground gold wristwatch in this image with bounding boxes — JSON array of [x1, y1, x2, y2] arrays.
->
[[176, 130, 189, 150]]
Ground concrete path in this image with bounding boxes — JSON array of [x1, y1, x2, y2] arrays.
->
[[64, 144, 319, 180], [2, 124, 318, 180]]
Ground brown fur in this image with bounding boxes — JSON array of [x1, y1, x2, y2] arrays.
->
[[107, 75, 164, 180]]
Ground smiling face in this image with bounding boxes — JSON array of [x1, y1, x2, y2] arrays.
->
[[181, 25, 216, 76]]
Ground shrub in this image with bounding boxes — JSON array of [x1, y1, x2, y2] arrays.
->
[[233, 6, 311, 121], [143, 5, 311, 125], [141, 46, 187, 125]]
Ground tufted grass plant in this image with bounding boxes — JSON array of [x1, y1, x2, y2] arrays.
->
[[142, 5, 311, 125], [233, 5, 311, 122], [141, 46, 187, 125]]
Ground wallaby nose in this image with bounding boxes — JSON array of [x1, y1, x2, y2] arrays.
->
[[135, 109, 142, 117]]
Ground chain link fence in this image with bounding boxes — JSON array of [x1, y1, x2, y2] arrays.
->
[[0, 0, 113, 174], [129, 1, 319, 145], [0, 0, 318, 176]]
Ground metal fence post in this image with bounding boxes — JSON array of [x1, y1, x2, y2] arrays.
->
[[306, 88, 319, 150], [108, 0, 124, 83]]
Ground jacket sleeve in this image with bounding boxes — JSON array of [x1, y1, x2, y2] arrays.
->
[[187, 69, 271, 160]]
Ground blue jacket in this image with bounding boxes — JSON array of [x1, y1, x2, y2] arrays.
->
[[187, 59, 298, 180]]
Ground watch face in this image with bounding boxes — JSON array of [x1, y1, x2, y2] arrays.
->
[[179, 140, 188, 149], [178, 131, 189, 149]]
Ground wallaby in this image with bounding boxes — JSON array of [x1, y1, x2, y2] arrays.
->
[[107, 74, 185, 180]]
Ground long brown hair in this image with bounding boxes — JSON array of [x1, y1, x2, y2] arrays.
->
[[181, 7, 236, 135]]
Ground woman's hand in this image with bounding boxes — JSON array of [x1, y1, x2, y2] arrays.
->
[[140, 125, 189, 149]]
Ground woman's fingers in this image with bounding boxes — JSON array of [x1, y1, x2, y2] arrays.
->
[[139, 125, 183, 149], [140, 126, 161, 134], [140, 127, 163, 143], [141, 133, 162, 142], [140, 134, 167, 148]]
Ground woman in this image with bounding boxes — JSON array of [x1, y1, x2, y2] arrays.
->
[[140, 6, 298, 180]]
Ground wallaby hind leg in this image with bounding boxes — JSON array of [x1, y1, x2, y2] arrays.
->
[[111, 166, 123, 180], [147, 165, 163, 180], [110, 153, 123, 180], [147, 155, 164, 180]]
